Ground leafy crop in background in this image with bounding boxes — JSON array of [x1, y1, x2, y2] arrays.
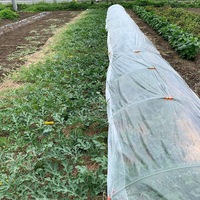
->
[[133, 0, 167, 7], [146, 6, 200, 38], [2, 0, 200, 13], [169, 0, 200, 8], [0, 9, 108, 199], [0, 8, 18, 20], [133, 6, 200, 60], [19, 0, 194, 12]]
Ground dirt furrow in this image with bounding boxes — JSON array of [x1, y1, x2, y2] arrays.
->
[[0, 10, 82, 78]]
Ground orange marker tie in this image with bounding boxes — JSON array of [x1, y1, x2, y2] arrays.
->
[[163, 97, 174, 100], [107, 197, 111, 200]]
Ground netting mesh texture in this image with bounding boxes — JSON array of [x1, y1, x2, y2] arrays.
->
[[106, 5, 200, 200]]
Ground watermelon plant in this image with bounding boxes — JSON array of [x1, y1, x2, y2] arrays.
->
[[0, 9, 108, 199]]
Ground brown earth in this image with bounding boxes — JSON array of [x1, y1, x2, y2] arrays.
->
[[186, 8, 200, 14], [127, 10, 200, 97], [0, 10, 82, 78], [0, 9, 199, 97]]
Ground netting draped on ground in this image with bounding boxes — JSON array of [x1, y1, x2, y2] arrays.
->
[[106, 4, 200, 200]]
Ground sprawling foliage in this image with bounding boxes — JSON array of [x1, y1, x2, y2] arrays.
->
[[0, 9, 108, 199]]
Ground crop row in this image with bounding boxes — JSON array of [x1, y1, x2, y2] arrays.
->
[[133, 6, 200, 60], [145, 6, 200, 38], [0, 9, 108, 199]]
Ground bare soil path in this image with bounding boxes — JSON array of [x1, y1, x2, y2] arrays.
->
[[0, 10, 82, 78], [127, 9, 200, 97], [186, 8, 200, 14]]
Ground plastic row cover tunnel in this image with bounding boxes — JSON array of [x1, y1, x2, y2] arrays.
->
[[106, 4, 200, 200]]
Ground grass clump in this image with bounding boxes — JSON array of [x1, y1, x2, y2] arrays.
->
[[0, 9, 108, 199]]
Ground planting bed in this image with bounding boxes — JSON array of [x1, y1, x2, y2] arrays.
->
[[0, 9, 108, 199], [0, 10, 81, 78]]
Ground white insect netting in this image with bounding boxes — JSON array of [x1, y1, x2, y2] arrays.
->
[[106, 5, 200, 200]]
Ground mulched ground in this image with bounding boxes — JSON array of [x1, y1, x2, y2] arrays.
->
[[0, 10, 82, 78], [0, 9, 199, 97]]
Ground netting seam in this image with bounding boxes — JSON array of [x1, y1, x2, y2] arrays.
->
[[112, 164, 200, 197]]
